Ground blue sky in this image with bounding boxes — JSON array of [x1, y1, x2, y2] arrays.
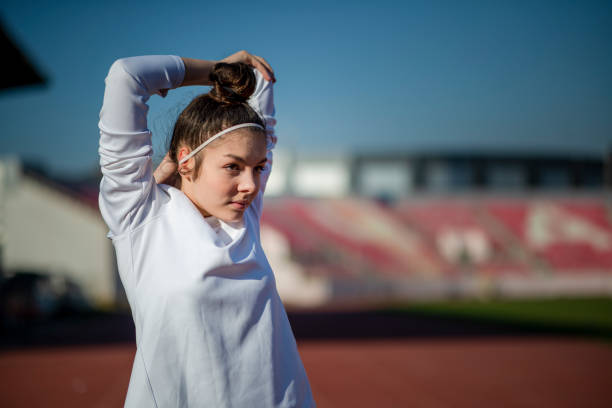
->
[[0, 0, 610, 178]]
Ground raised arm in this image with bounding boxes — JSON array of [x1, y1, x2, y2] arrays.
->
[[243, 69, 277, 221], [182, 51, 274, 86], [99, 55, 185, 237], [249, 70, 277, 193], [99, 52, 274, 236]]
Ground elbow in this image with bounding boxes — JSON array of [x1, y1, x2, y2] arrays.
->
[[105, 58, 141, 89], [107, 58, 129, 79]]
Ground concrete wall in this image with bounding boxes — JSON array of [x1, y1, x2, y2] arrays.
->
[[357, 161, 414, 197], [265, 150, 353, 198], [2, 168, 115, 306]]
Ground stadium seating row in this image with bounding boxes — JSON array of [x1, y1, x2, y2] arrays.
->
[[261, 197, 612, 280]]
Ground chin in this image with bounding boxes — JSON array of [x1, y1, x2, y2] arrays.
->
[[219, 210, 245, 223]]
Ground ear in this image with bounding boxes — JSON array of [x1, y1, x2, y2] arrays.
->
[[177, 147, 195, 177]]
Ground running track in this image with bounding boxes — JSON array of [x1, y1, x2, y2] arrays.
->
[[1, 312, 611, 407], [1, 339, 611, 407]]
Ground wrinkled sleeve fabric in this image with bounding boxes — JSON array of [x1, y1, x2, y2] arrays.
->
[[98, 55, 185, 237], [248, 69, 277, 219]]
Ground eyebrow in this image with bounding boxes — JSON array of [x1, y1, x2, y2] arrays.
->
[[224, 154, 267, 165]]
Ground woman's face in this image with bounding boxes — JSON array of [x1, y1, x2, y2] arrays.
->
[[180, 129, 267, 223]]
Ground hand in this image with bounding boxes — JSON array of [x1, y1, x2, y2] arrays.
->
[[154, 153, 179, 187], [221, 50, 276, 83]]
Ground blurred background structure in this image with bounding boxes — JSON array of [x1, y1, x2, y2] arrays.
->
[[262, 149, 612, 307], [3, 147, 610, 311], [3, 148, 610, 310], [1, 1, 611, 407]]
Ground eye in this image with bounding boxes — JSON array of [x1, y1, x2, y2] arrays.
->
[[224, 163, 241, 172], [255, 165, 266, 174]]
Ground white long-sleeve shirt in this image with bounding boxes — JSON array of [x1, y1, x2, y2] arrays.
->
[[98, 55, 314, 407]]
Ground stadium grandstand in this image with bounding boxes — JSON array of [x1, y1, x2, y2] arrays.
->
[[2, 149, 610, 310], [260, 150, 612, 307]]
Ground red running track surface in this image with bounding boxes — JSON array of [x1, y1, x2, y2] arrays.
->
[[1, 338, 611, 408]]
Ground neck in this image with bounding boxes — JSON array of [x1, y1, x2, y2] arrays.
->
[[181, 184, 212, 219]]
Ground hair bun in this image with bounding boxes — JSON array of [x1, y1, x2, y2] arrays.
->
[[208, 62, 256, 105]]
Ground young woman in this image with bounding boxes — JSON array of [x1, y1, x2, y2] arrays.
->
[[98, 51, 315, 407]]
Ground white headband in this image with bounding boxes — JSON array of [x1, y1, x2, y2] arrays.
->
[[178, 123, 264, 166]]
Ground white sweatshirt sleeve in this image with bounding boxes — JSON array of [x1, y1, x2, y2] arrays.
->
[[98, 55, 185, 237], [247, 70, 277, 218]]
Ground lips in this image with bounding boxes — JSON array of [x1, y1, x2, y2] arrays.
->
[[229, 200, 250, 211]]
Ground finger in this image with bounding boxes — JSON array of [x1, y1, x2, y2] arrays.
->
[[252, 55, 274, 76], [241, 52, 270, 79], [248, 58, 271, 81], [223, 50, 251, 65], [222, 51, 275, 82], [249, 56, 274, 82], [154, 164, 176, 184], [154, 154, 178, 184], [252, 55, 275, 82]]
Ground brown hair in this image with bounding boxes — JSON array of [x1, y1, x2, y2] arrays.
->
[[168, 62, 265, 182]]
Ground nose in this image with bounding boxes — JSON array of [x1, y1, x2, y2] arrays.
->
[[238, 170, 259, 194]]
